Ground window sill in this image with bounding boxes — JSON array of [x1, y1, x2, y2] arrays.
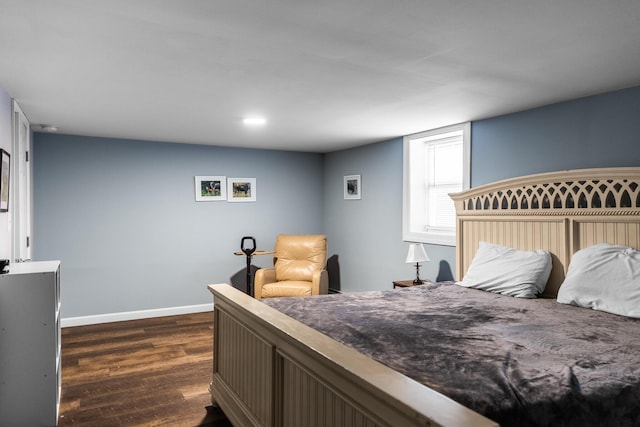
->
[[403, 230, 455, 246]]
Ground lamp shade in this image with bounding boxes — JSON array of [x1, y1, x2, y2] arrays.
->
[[405, 243, 430, 263]]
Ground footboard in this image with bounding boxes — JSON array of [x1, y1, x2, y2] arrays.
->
[[208, 284, 497, 427]]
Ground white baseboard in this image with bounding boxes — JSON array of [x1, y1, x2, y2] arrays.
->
[[61, 303, 213, 327]]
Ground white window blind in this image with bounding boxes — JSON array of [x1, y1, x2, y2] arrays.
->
[[403, 123, 470, 246], [425, 134, 463, 232]]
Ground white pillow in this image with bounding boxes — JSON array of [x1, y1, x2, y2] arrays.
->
[[456, 242, 552, 298], [557, 243, 640, 318]]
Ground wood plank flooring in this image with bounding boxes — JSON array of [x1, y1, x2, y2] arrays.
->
[[59, 311, 233, 426]]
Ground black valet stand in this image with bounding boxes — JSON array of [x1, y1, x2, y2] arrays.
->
[[234, 236, 273, 296], [240, 236, 256, 295]]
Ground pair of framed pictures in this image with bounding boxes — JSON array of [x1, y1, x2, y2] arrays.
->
[[195, 176, 256, 202]]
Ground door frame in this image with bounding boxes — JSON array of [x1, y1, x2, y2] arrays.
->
[[11, 100, 32, 262]]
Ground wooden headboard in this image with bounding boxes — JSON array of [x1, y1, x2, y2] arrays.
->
[[450, 167, 640, 297]]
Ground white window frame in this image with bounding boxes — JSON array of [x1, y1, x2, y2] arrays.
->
[[402, 122, 470, 246]]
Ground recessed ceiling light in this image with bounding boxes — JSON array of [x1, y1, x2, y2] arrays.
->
[[39, 125, 58, 133], [243, 117, 267, 126]]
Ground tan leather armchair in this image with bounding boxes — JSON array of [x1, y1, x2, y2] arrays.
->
[[254, 234, 328, 299]]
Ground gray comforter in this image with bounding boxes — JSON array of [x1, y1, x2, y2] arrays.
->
[[263, 282, 640, 427]]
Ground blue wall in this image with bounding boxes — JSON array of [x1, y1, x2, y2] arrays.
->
[[33, 134, 324, 318], [323, 138, 455, 292], [32, 85, 640, 321], [472, 86, 640, 186]]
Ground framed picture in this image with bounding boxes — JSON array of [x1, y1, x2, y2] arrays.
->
[[228, 178, 256, 202], [344, 174, 361, 200], [0, 150, 10, 212], [195, 176, 227, 201]]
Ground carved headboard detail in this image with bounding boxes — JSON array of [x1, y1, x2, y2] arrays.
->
[[451, 167, 640, 297]]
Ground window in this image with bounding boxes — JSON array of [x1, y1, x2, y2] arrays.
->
[[403, 122, 470, 246]]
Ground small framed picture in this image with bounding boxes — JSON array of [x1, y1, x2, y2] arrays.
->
[[0, 149, 10, 212], [228, 178, 256, 202], [344, 174, 361, 200], [195, 176, 227, 201]]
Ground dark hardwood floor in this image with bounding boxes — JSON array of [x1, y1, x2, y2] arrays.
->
[[59, 311, 233, 426]]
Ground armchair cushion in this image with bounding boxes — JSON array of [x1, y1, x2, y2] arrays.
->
[[274, 234, 327, 282], [261, 281, 314, 298]]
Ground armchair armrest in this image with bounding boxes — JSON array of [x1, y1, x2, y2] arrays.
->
[[254, 268, 276, 299], [311, 270, 329, 295]]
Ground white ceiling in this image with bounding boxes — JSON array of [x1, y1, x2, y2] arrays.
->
[[1, 0, 640, 153]]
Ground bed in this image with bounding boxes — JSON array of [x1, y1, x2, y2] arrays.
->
[[208, 167, 640, 427]]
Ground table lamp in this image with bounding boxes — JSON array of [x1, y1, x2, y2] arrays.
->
[[405, 243, 430, 285]]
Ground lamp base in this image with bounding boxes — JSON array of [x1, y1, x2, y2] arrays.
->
[[413, 262, 425, 285]]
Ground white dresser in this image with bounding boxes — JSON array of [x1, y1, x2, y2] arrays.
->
[[0, 261, 61, 427]]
